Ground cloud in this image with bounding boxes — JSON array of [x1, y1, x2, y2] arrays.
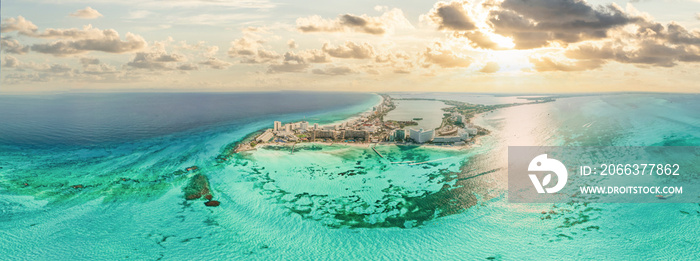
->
[[242, 26, 270, 34], [4, 72, 51, 83], [177, 64, 199, 70], [421, 0, 700, 70], [228, 36, 417, 75], [83, 62, 118, 75], [227, 35, 333, 74], [227, 37, 281, 63], [2, 51, 127, 84], [421, 42, 472, 68], [126, 10, 153, 19], [79, 57, 100, 67], [45, 64, 73, 73], [175, 40, 219, 56], [287, 39, 298, 49], [198, 57, 232, 69], [0, 16, 38, 34], [1, 56, 77, 74], [69, 7, 103, 19], [488, 0, 639, 49], [262, 49, 336, 74], [424, 0, 641, 50], [231, 39, 417, 75], [696, 13, 700, 20], [455, 31, 504, 50], [31, 32, 147, 56], [374, 51, 410, 63], [1, 16, 147, 56], [172, 13, 266, 26], [37, 0, 277, 10], [322, 41, 374, 59], [283, 50, 331, 64], [267, 62, 309, 73], [479, 61, 500, 73], [136, 0, 276, 9], [2, 55, 20, 68], [229, 37, 261, 55], [529, 54, 604, 72], [663, 23, 700, 45], [127, 50, 187, 70], [567, 42, 682, 68], [32, 25, 137, 40], [373, 50, 415, 74], [424, 1, 477, 31], [265, 49, 335, 74], [296, 8, 412, 35], [311, 65, 355, 75], [562, 22, 700, 68], [3, 17, 116, 39], [0, 37, 30, 54]]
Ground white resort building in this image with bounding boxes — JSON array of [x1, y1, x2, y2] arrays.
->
[[299, 121, 309, 132], [409, 128, 435, 143], [273, 121, 282, 132]]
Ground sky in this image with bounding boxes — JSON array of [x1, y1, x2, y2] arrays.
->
[[1, 0, 700, 93]]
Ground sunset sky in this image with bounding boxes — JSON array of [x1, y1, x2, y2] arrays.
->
[[2, 0, 700, 93]]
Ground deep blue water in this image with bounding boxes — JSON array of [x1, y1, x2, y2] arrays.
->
[[0, 92, 376, 147]]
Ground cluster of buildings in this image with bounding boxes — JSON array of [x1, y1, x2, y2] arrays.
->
[[256, 118, 378, 143], [254, 98, 394, 144], [449, 112, 465, 125], [255, 116, 479, 145], [387, 125, 477, 145]]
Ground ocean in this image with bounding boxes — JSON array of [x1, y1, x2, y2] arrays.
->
[[0, 92, 698, 259], [0, 92, 379, 147]]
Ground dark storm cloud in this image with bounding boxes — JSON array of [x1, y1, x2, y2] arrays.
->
[[425, 1, 477, 31], [489, 0, 640, 49]]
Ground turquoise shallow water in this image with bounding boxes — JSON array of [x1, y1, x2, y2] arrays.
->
[[229, 143, 478, 228], [1, 93, 699, 259]]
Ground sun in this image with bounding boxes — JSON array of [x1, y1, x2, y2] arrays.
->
[[484, 49, 534, 73], [489, 33, 516, 49]]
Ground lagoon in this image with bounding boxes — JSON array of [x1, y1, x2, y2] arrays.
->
[[384, 99, 446, 131]]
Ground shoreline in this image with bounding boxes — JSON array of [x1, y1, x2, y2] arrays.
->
[[218, 93, 385, 158], [224, 94, 553, 158], [318, 93, 384, 128], [251, 140, 477, 152]]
